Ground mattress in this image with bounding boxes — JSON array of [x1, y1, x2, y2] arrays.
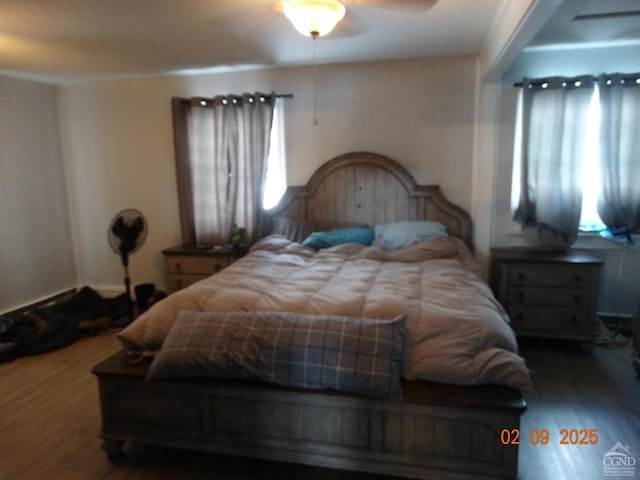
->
[[119, 235, 531, 392]]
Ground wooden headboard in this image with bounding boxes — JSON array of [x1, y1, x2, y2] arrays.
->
[[265, 152, 473, 250]]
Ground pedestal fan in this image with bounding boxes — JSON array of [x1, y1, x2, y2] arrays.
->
[[108, 208, 148, 322]]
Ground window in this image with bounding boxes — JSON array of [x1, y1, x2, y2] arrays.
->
[[172, 93, 283, 246], [511, 79, 604, 233], [578, 87, 604, 232], [263, 97, 287, 209], [511, 74, 640, 244]]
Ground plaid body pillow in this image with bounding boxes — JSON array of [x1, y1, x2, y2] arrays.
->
[[147, 310, 407, 402]]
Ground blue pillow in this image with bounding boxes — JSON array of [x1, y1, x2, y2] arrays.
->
[[302, 228, 374, 249], [374, 221, 447, 250]]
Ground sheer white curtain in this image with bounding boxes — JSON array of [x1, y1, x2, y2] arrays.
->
[[513, 77, 595, 247], [598, 73, 640, 235], [172, 93, 275, 246]]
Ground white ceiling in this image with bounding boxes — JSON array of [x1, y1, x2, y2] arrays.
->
[[505, 0, 640, 80], [0, 0, 504, 85], [0, 0, 637, 86], [529, 0, 640, 47]]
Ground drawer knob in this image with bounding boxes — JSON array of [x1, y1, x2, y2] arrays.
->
[[214, 264, 222, 273], [175, 279, 183, 289], [516, 291, 524, 302], [573, 293, 582, 303], [518, 273, 526, 283], [175, 262, 182, 272], [515, 313, 524, 323], [570, 316, 578, 325], [573, 274, 583, 284]]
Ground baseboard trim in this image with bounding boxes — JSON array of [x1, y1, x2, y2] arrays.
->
[[1, 288, 78, 317], [599, 312, 635, 335], [598, 311, 634, 320], [90, 285, 128, 298]]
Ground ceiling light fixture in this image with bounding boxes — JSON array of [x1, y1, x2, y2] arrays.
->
[[283, 0, 346, 38]]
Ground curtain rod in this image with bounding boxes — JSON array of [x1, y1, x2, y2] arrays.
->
[[513, 77, 596, 87], [176, 94, 293, 104], [514, 72, 640, 88]]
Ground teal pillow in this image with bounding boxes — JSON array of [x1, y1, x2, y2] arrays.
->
[[302, 228, 374, 249]]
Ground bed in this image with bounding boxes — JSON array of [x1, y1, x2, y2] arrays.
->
[[92, 152, 530, 479]]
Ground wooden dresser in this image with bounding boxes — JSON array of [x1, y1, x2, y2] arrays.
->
[[162, 244, 246, 293], [490, 247, 603, 349]]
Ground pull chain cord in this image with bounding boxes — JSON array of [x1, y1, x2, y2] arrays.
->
[[312, 32, 319, 126]]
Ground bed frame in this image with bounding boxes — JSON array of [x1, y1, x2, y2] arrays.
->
[[93, 152, 526, 479], [264, 151, 473, 250]]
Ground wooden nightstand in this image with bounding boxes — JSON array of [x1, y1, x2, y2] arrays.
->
[[490, 247, 603, 350], [162, 244, 247, 293]]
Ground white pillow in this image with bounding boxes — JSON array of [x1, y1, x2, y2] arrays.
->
[[374, 221, 447, 250]]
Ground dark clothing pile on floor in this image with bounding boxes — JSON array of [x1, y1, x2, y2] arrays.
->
[[0, 286, 163, 363]]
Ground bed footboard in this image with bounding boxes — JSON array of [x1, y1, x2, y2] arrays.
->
[[92, 351, 525, 480]]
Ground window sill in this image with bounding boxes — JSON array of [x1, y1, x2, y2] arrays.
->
[[504, 230, 638, 251]]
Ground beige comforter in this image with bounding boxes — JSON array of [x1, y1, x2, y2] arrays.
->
[[119, 235, 531, 391]]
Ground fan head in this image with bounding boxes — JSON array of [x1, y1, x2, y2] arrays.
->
[[108, 208, 148, 255]]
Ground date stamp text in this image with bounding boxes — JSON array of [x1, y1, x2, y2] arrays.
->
[[500, 428, 599, 446]]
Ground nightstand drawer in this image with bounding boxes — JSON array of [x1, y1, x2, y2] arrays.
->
[[162, 244, 248, 293], [507, 264, 593, 287], [166, 273, 210, 291], [165, 255, 232, 275], [506, 305, 590, 334], [506, 286, 589, 307], [490, 247, 602, 348]]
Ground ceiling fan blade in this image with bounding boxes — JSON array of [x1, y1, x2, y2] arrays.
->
[[344, 0, 438, 13], [324, 13, 362, 38], [230, 2, 282, 36]]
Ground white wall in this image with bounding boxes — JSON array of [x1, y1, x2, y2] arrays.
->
[[471, 74, 500, 273], [0, 76, 75, 312], [57, 56, 480, 293]]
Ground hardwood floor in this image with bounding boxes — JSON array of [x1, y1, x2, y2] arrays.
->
[[0, 332, 638, 480], [517, 338, 640, 480]]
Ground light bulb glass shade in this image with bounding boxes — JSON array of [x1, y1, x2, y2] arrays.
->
[[283, 0, 346, 37]]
